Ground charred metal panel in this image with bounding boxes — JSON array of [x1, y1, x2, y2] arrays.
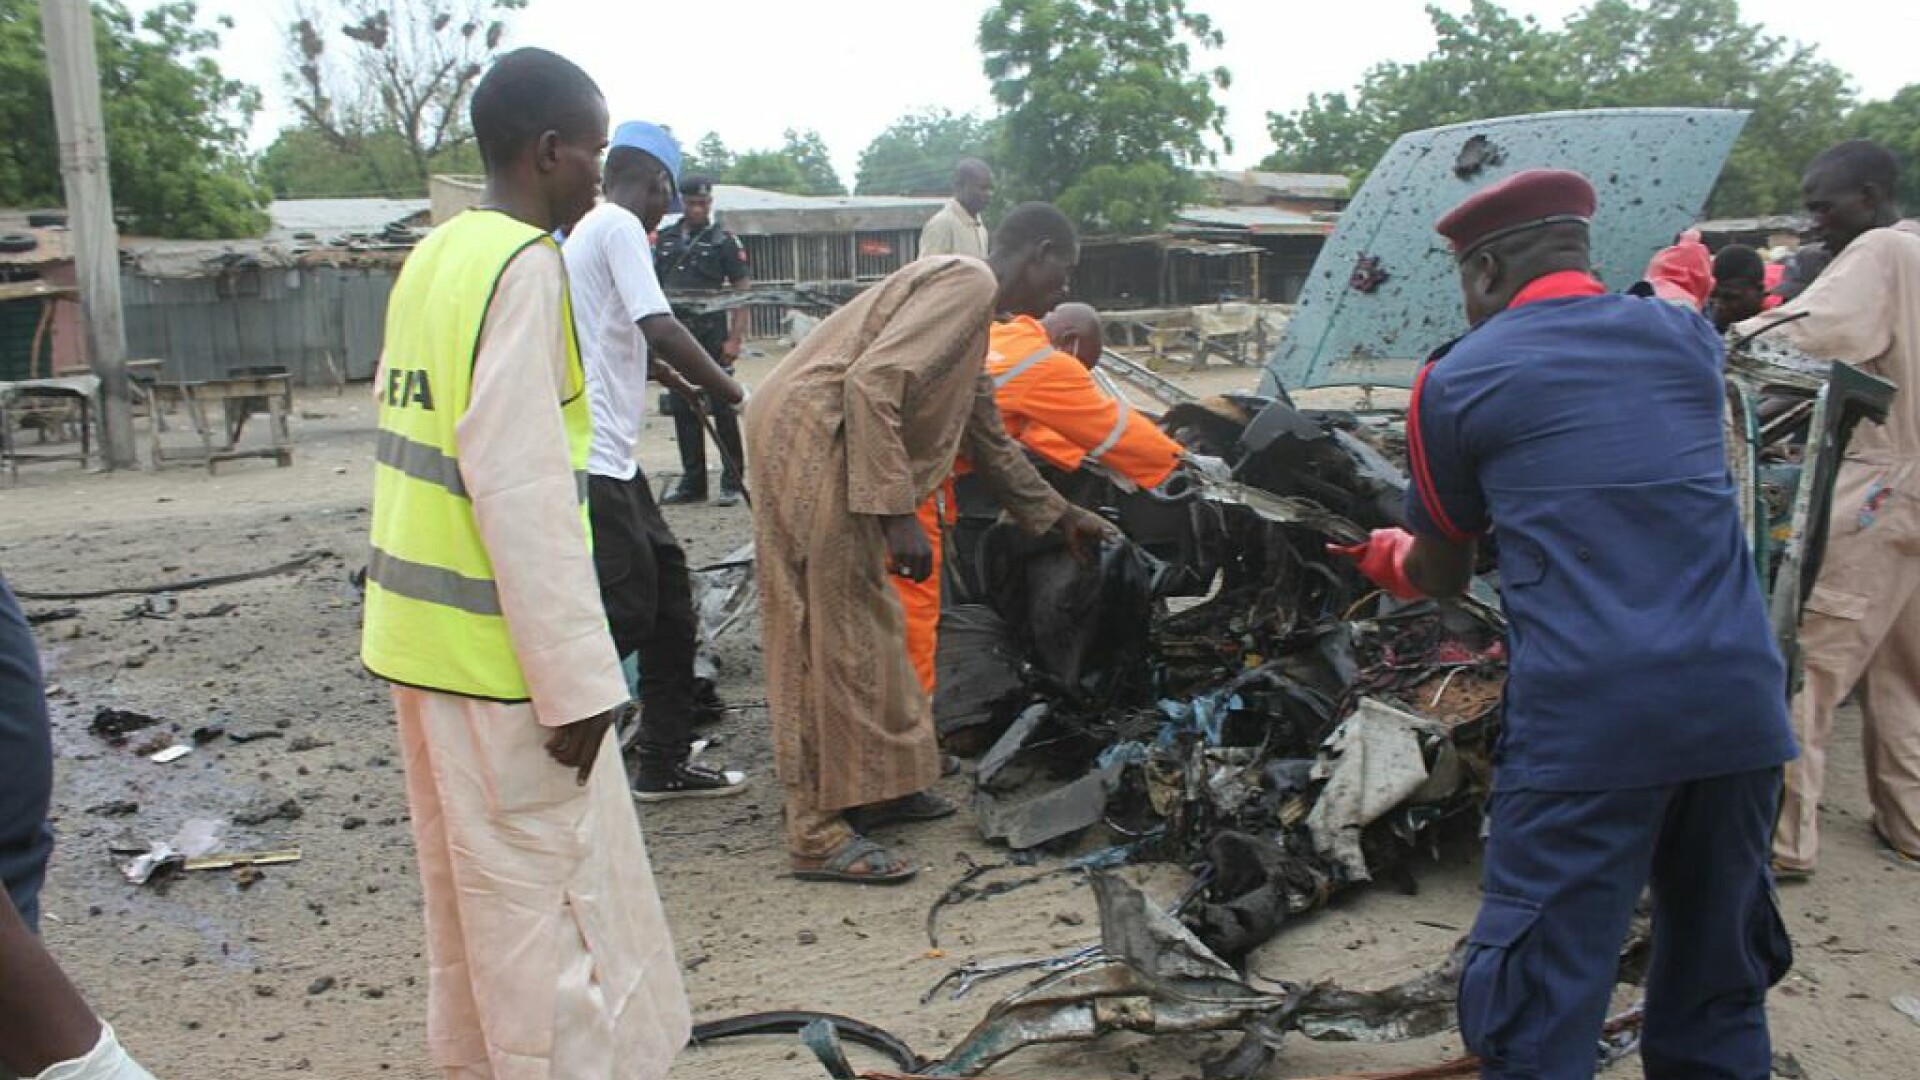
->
[[1265, 108, 1748, 392]]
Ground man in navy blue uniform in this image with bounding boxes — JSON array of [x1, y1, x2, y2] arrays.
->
[[1334, 169, 1797, 1078], [0, 573, 53, 933]]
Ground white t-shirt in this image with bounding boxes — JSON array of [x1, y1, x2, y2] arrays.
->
[[563, 202, 672, 481]]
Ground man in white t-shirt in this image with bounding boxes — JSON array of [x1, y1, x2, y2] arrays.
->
[[565, 121, 750, 800]]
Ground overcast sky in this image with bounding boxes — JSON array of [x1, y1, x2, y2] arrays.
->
[[141, 0, 1910, 187]]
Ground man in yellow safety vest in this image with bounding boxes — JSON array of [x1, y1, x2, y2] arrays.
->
[[359, 48, 689, 1079]]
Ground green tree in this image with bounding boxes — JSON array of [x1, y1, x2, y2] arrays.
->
[[777, 128, 845, 196], [259, 124, 480, 198], [683, 131, 735, 180], [702, 129, 844, 196], [855, 108, 997, 195], [1263, 0, 1854, 217], [285, 0, 526, 196], [726, 150, 807, 193], [979, 0, 1230, 234], [1845, 85, 1920, 212], [0, 0, 268, 238]]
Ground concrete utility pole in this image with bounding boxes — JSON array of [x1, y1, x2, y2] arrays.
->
[[41, 0, 135, 468]]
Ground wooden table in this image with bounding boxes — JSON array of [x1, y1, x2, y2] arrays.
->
[[146, 374, 293, 473], [0, 374, 98, 483]]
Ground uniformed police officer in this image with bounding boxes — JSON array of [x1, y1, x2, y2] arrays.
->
[[656, 176, 752, 506], [1335, 169, 1796, 1079]]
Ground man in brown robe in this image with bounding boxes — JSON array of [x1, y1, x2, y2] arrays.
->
[[744, 203, 1115, 883]]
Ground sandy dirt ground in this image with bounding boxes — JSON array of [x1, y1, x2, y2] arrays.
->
[[2, 354, 1917, 1080]]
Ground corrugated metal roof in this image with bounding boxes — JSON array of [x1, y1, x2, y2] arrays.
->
[[672, 185, 944, 236], [268, 198, 430, 242], [700, 185, 940, 213], [1174, 205, 1336, 235], [1203, 169, 1351, 197]]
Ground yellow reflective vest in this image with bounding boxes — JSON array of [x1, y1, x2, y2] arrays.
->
[[360, 210, 591, 701]]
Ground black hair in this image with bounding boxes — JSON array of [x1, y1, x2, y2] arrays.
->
[[1807, 139, 1900, 196], [992, 202, 1076, 257], [1713, 244, 1767, 288], [603, 146, 667, 187], [953, 158, 992, 187], [471, 48, 605, 172]]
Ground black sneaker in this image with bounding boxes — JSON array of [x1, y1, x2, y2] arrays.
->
[[661, 479, 707, 505], [632, 759, 747, 802]]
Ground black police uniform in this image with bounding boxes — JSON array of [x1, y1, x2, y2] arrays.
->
[[655, 209, 750, 501]]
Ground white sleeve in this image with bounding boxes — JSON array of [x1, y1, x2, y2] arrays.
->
[[33, 1023, 156, 1080], [606, 215, 673, 325]]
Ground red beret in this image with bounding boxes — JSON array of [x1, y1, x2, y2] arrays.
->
[[1436, 168, 1597, 258]]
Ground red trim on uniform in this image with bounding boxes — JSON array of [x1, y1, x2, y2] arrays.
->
[[1508, 270, 1606, 309], [1406, 359, 1473, 544]]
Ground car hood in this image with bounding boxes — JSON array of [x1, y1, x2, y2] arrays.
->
[[1263, 107, 1748, 392]]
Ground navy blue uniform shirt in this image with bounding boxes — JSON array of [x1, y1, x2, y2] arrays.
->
[[655, 218, 750, 349], [1407, 272, 1796, 791]]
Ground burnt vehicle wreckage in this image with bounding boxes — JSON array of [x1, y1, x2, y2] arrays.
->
[[681, 109, 1894, 1077]]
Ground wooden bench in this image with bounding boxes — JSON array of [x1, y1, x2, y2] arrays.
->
[[146, 372, 293, 473]]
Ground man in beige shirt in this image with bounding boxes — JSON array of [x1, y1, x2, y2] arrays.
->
[[1736, 139, 1920, 878], [918, 159, 993, 259]]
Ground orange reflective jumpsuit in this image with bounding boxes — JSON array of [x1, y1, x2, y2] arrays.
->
[[892, 316, 1184, 695]]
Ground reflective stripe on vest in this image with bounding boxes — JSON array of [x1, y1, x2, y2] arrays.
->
[[360, 210, 592, 702], [991, 346, 1056, 389], [1083, 368, 1131, 464]]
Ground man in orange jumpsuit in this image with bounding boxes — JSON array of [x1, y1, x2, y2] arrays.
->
[[894, 301, 1185, 694]]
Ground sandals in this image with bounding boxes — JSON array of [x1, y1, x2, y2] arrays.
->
[[1770, 858, 1813, 884], [792, 836, 918, 885], [847, 791, 958, 833]]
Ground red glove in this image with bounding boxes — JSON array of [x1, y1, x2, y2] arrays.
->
[[1327, 527, 1426, 600]]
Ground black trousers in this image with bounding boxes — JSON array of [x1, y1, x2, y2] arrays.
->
[[0, 573, 53, 930], [587, 472, 700, 764], [665, 341, 745, 491]]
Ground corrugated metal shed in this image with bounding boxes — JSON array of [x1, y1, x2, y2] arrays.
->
[[121, 263, 393, 384]]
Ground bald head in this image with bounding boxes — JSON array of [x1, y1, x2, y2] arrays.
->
[[1042, 302, 1104, 368], [953, 158, 994, 216]]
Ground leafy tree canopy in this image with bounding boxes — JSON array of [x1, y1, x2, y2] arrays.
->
[[979, 0, 1230, 234], [855, 108, 999, 196], [259, 124, 480, 198], [0, 0, 269, 238], [677, 128, 844, 196], [1263, 0, 1856, 217], [1843, 84, 1920, 212]]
